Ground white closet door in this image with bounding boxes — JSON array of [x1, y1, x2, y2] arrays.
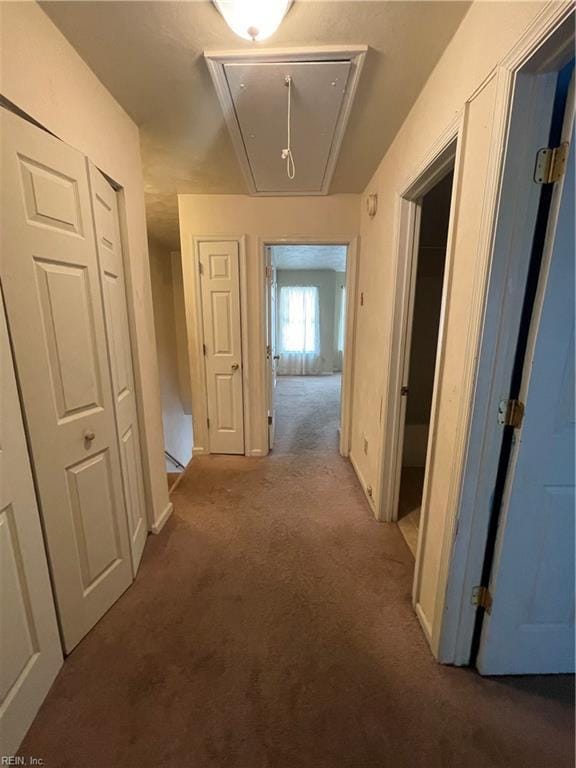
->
[[0, 289, 62, 756], [477, 119, 575, 675], [199, 241, 245, 454], [0, 109, 132, 653], [88, 163, 147, 572]]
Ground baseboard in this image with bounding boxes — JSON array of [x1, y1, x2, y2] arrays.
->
[[192, 446, 208, 456], [349, 451, 376, 515], [415, 600, 434, 651], [247, 448, 267, 457], [151, 501, 173, 534]]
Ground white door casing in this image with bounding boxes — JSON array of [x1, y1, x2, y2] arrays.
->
[[265, 254, 277, 450], [477, 113, 575, 675], [88, 163, 147, 572], [0, 288, 63, 756], [0, 109, 132, 653], [199, 241, 245, 454]]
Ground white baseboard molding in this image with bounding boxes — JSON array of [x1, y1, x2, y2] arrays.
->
[[414, 600, 434, 653], [349, 450, 376, 515], [247, 448, 267, 457], [151, 501, 173, 534], [192, 446, 208, 456]]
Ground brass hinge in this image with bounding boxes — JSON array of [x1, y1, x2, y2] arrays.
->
[[198, 260, 204, 274], [534, 142, 569, 184], [202, 343, 207, 356], [471, 585, 493, 614], [206, 417, 210, 428], [498, 398, 525, 429]]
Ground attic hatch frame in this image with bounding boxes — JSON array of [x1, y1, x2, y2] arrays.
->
[[204, 45, 367, 196]]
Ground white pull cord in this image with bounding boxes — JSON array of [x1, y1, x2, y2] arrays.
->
[[281, 75, 296, 180]]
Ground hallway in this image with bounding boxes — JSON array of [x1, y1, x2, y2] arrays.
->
[[20, 376, 573, 767]]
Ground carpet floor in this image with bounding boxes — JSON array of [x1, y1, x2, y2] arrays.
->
[[19, 375, 574, 767]]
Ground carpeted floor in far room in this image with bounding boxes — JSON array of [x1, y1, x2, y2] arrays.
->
[[19, 374, 574, 767]]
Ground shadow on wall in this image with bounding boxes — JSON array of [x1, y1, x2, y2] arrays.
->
[[148, 237, 193, 471]]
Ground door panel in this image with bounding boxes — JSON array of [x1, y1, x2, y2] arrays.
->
[[477, 117, 575, 675], [0, 109, 132, 653], [199, 241, 244, 454], [0, 289, 62, 756], [88, 163, 147, 571]]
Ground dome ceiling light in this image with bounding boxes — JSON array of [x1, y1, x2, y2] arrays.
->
[[213, 0, 294, 42]]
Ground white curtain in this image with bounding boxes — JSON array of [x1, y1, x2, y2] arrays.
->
[[278, 286, 322, 375], [334, 285, 346, 372]]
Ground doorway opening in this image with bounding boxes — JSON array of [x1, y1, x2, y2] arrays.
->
[[396, 171, 454, 556], [265, 243, 349, 455]]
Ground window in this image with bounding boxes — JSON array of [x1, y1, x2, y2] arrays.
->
[[279, 286, 320, 354]]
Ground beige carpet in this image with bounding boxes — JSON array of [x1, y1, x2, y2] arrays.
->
[[19, 375, 574, 767]]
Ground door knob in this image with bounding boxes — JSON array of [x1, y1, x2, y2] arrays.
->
[[84, 430, 96, 441], [231, 362, 240, 371]]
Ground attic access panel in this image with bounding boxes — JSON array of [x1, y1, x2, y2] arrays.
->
[[205, 47, 367, 196]]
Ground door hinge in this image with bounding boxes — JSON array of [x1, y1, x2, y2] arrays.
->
[[268, 415, 273, 425], [198, 260, 204, 274], [471, 585, 493, 614], [202, 343, 207, 356], [206, 417, 210, 428], [534, 142, 569, 184], [497, 398, 525, 428], [400, 385, 409, 396], [265, 265, 273, 280]]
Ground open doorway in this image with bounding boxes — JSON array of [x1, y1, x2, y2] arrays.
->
[[265, 244, 348, 455], [397, 171, 454, 556]]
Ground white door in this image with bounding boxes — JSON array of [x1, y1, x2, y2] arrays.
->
[[0, 289, 63, 756], [477, 117, 575, 674], [199, 241, 244, 454], [0, 109, 133, 653], [266, 257, 278, 450], [88, 163, 147, 572]]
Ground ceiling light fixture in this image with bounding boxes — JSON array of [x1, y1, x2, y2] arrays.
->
[[213, 0, 293, 42]]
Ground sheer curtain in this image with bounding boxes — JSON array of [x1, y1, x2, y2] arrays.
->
[[278, 286, 322, 375], [334, 285, 346, 372]]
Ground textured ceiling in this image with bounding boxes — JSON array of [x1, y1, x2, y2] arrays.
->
[[41, 1, 471, 250], [272, 245, 347, 271]]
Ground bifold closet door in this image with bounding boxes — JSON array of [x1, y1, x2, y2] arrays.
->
[[0, 290, 62, 756], [0, 109, 132, 653], [88, 163, 147, 571]]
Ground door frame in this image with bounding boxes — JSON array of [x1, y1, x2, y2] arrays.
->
[[191, 235, 250, 455], [260, 236, 359, 457], [377, 118, 462, 526], [437, 4, 575, 664]]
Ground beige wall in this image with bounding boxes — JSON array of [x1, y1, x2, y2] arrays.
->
[[149, 241, 193, 469], [0, 2, 170, 530], [178, 195, 360, 455], [353, 0, 543, 648]]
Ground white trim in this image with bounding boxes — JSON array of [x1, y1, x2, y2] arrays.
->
[[259, 235, 359, 457], [438, 3, 575, 665], [191, 235, 250, 455], [151, 501, 173, 535], [350, 451, 376, 513], [247, 448, 266, 457], [204, 46, 367, 196], [377, 114, 461, 524]]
